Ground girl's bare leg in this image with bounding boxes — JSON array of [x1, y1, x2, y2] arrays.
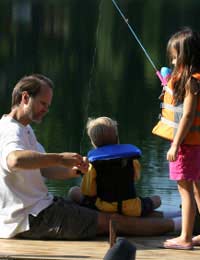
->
[[164, 180, 195, 248], [192, 181, 200, 245], [193, 181, 200, 212]]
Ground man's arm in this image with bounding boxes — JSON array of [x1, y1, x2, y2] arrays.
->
[[41, 156, 89, 180], [40, 166, 80, 180], [6, 150, 83, 172]]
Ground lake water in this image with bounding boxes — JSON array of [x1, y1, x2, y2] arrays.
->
[[1, 0, 200, 212]]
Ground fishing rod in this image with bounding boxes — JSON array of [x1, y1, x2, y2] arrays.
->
[[112, 0, 167, 86]]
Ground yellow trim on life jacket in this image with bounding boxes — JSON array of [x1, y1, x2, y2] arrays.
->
[[81, 164, 97, 197], [95, 197, 142, 216], [152, 73, 200, 144]]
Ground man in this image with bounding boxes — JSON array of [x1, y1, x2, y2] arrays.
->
[[0, 74, 179, 239]]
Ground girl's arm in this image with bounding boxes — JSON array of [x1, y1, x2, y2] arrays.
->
[[167, 90, 198, 161]]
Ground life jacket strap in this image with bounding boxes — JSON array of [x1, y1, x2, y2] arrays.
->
[[117, 200, 122, 214], [160, 103, 183, 113], [163, 85, 173, 95], [160, 116, 179, 128]]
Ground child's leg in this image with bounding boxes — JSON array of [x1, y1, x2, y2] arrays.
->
[[140, 196, 161, 216], [178, 180, 196, 240], [193, 181, 200, 212], [67, 186, 83, 204], [164, 180, 195, 249], [192, 181, 200, 245], [150, 195, 161, 209]]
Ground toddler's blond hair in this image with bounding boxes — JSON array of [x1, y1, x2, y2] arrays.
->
[[86, 117, 118, 147]]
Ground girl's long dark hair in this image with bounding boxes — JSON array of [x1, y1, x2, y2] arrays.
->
[[167, 27, 200, 103]]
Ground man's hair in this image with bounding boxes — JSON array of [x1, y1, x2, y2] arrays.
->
[[86, 116, 118, 147], [11, 74, 54, 108]]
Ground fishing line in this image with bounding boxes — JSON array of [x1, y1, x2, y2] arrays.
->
[[79, 0, 103, 154], [112, 0, 166, 85]]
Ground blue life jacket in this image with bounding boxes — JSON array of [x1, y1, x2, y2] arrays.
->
[[88, 144, 141, 162], [87, 144, 142, 213]]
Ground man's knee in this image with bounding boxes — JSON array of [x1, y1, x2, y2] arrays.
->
[[67, 186, 82, 203]]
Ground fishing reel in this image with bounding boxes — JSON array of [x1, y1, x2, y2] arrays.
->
[[160, 67, 172, 84], [158, 67, 172, 100]]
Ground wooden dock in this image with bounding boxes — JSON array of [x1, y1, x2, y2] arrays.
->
[[0, 236, 199, 260]]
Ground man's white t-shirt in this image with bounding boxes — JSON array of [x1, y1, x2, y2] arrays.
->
[[0, 116, 53, 238]]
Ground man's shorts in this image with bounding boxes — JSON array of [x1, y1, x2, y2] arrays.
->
[[17, 197, 98, 240]]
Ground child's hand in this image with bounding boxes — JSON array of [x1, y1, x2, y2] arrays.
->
[[74, 156, 89, 174], [167, 144, 178, 161]]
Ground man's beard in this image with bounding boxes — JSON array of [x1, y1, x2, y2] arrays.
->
[[27, 108, 42, 124]]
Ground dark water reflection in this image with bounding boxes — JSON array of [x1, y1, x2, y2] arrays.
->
[[1, 0, 200, 211]]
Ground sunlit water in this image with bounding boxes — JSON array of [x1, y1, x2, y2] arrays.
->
[[137, 139, 181, 212]]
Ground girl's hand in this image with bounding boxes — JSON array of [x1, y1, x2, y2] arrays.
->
[[166, 144, 178, 161]]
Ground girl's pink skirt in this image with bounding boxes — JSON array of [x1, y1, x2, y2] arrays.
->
[[169, 144, 200, 181]]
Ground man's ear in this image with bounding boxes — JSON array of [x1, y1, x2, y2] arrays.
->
[[22, 91, 30, 104]]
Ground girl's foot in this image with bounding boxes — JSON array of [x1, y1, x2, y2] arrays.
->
[[163, 237, 193, 250], [192, 235, 200, 246]]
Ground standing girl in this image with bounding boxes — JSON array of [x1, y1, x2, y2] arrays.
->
[[152, 27, 200, 250]]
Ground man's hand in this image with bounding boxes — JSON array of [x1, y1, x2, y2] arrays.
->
[[73, 156, 89, 175], [60, 152, 83, 167]]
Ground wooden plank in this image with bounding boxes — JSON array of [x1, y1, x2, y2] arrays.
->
[[129, 236, 200, 260], [0, 238, 109, 260], [0, 236, 200, 260]]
